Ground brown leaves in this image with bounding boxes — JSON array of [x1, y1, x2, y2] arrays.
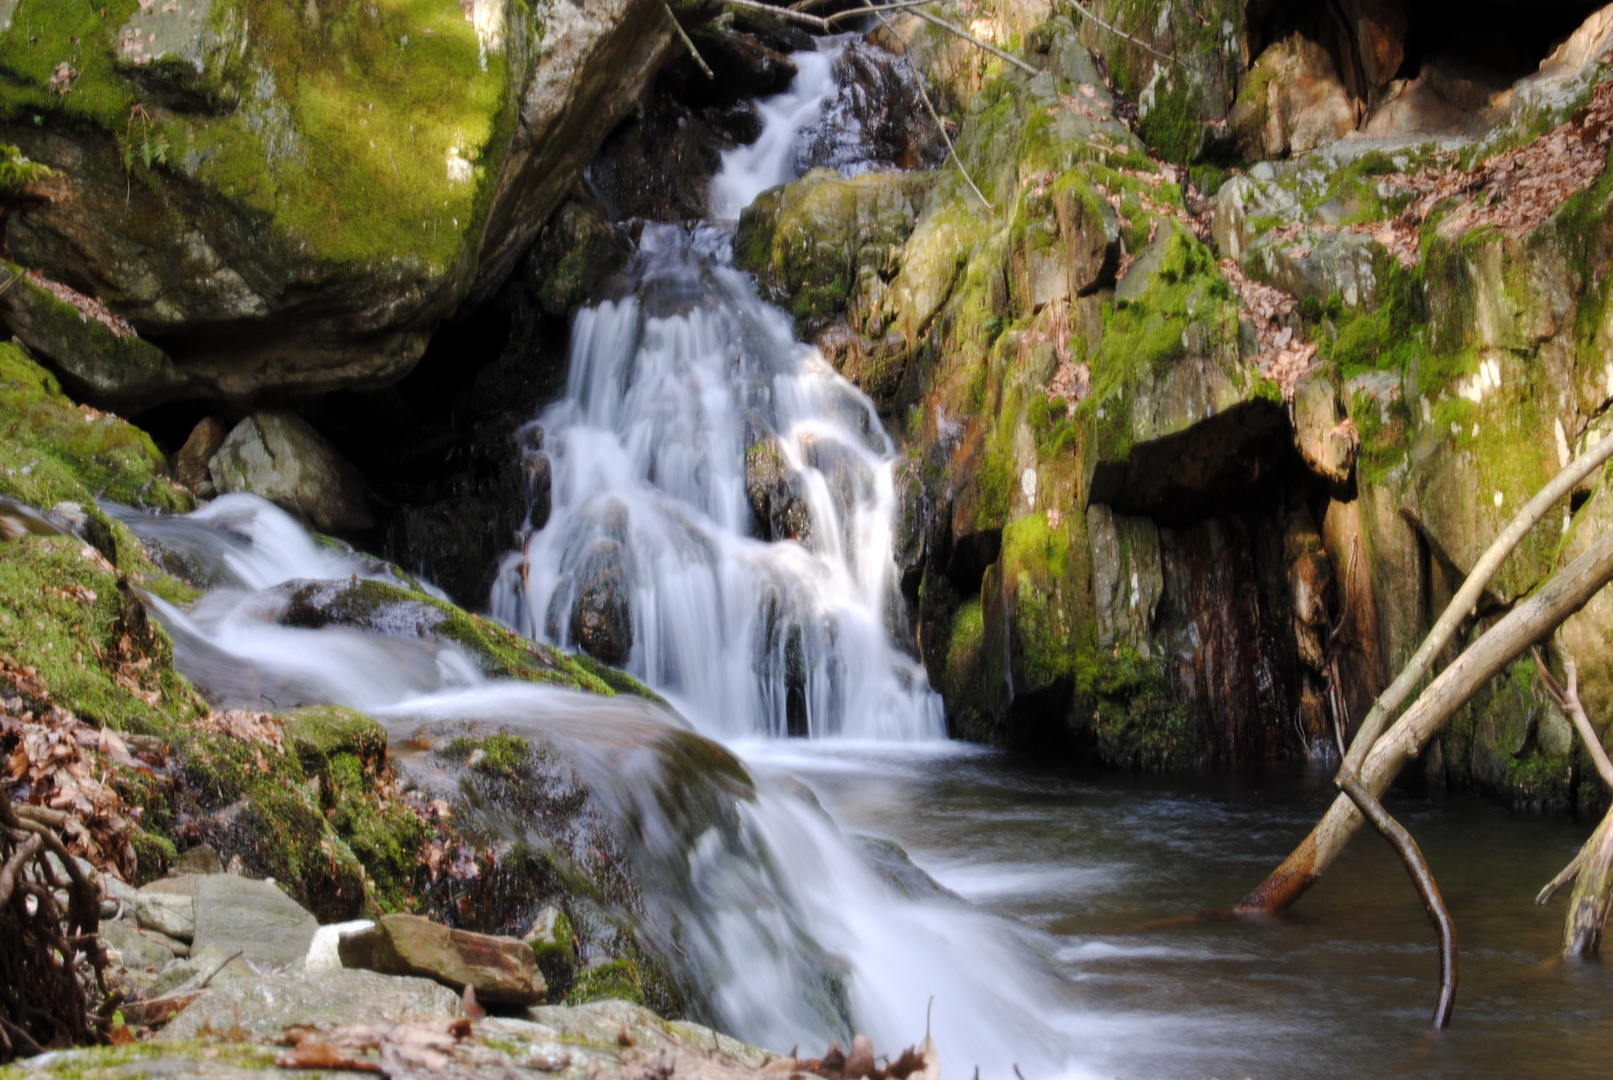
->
[[194, 709, 286, 755], [1217, 259, 1315, 401], [26, 271, 137, 340], [1, 658, 140, 882], [790, 1034, 938, 1080]]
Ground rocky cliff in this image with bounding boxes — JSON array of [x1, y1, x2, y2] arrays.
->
[[737, 0, 1613, 812]]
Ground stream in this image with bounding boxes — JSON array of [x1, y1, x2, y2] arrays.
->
[[111, 36, 1613, 1080]]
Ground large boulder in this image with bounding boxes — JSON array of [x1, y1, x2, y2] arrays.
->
[[339, 913, 547, 1006], [208, 413, 372, 533], [0, 0, 675, 406]]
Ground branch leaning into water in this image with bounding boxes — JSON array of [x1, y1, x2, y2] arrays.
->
[[1337, 771, 1457, 1027], [1237, 520, 1613, 914], [1068, 2, 1182, 68], [862, 0, 992, 208]]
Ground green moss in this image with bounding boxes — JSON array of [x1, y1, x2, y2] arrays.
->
[[0, 534, 206, 735], [999, 512, 1077, 691], [569, 958, 646, 1007], [0, 141, 48, 194], [0, 343, 190, 512], [528, 907, 576, 995], [1081, 646, 1192, 770]]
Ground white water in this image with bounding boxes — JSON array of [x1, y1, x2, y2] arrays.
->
[[112, 47, 1104, 1080], [709, 48, 839, 220]]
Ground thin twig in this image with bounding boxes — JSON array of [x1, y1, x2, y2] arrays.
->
[[907, 9, 1039, 75], [1337, 770, 1457, 1028], [1532, 647, 1613, 789], [824, 0, 939, 25], [863, 0, 991, 208], [1069, 1, 1182, 68], [666, 4, 715, 80]]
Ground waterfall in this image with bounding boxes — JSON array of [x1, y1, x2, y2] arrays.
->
[[491, 45, 944, 743]]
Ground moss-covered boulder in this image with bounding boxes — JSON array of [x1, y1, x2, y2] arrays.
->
[[0, 0, 674, 405]]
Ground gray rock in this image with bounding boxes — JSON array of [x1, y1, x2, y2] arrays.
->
[[158, 968, 462, 1041], [136, 878, 201, 941], [101, 919, 176, 971], [340, 914, 546, 1006], [191, 874, 319, 971], [208, 413, 373, 532]]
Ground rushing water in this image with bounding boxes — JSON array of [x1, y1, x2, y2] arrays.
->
[[107, 38, 1613, 1080]]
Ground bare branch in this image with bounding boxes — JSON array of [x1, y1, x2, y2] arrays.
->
[[862, 1, 991, 208], [1563, 809, 1613, 956], [907, 9, 1040, 76], [1339, 432, 1613, 778], [666, 4, 715, 80], [1538, 844, 1585, 905], [1239, 521, 1613, 913], [1069, 1, 1182, 68], [1532, 648, 1613, 789], [1338, 771, 1457, 1028]]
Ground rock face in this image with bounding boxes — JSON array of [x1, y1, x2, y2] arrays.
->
[[0, 0, 674, 406], [208, 413, 373, 533], [748, 3, 1613, 807], [340, 914, 547, 1006], [160, 968, 463, 1041]]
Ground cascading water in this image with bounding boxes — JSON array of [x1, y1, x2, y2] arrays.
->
[[491, 44, 942, 743]]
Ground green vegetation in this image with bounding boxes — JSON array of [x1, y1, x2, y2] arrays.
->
[[1081, 646, 1192, 770], [569, 958, 646, 1007]]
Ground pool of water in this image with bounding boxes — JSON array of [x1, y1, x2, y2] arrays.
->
[[739, 741, 1613, 1080]]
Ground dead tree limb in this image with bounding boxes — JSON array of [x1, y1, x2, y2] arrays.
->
[[1530, 646, 1613, 955], [1238, 522, 1613, 913], [1069, 1, 1182, 68], [1337, 771, 1457, 1027], [1338, 433, 1613, 781], [666, 5, 716, 80], [861, 0, 992, 207]]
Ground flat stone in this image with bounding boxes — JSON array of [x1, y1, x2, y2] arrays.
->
[[134, 882, 198, 941], [341, 914, 546, 1006], [101, 919, 176, 971], [191, 875, 318, 970], [158, 969, 462, 1041]]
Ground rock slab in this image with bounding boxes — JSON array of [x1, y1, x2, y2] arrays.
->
[[340, 913, 547, 1006], [190, 874, 319, 970]]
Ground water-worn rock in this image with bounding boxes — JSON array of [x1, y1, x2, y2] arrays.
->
[[745, 437, 814, 543], [159, 968, 463, 1041], [174, 417, 228, 493], [100, 917, 177, 971], [570, 540, 635, 664], [340, 913, 547, 1006], [0, 0, 675, 406], [191, 873, 320, 970], [208, 413, 373, 533]]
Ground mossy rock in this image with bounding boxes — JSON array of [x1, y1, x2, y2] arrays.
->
[[0, 0, 674, 403], [568, 958, 647, 1007]]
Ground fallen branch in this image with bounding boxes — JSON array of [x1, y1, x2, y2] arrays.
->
[[1238, 522, 1613, 913], [1339, 432, 1613, 781], [1530, 646, 1613, 955], [666, 4, 715, 80], [1337, 771, 1457, 1027], [862, 0, 991, 208], [721, 0, 1040, 76], [1069, 1, 1182, 68]]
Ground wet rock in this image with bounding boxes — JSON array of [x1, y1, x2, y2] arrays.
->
[[745, 438, 813, 543], [799, 41, 943, 175], [340, 914, 547, 1006], [1283, 507, 1334, 676], [523, 905, 577, 997], [159, 968, 462, 1041], [209, 413, 373, 533], [1087, 505, 1163, 659], [570, 540, 635, 664], [191, 873, 320, 971], [686, 25, 798, 100], [590, 87, 761, 222], [523, 200, 634, 319]]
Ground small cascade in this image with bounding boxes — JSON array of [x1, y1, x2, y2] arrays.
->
[[492, 45, 944, 743]]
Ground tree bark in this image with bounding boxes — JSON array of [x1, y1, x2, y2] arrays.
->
[[1563, 808, 1613, 956], [1239, 525, 1613, 912]]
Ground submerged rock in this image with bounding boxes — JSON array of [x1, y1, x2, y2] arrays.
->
[[208, 413, 373, 533]]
